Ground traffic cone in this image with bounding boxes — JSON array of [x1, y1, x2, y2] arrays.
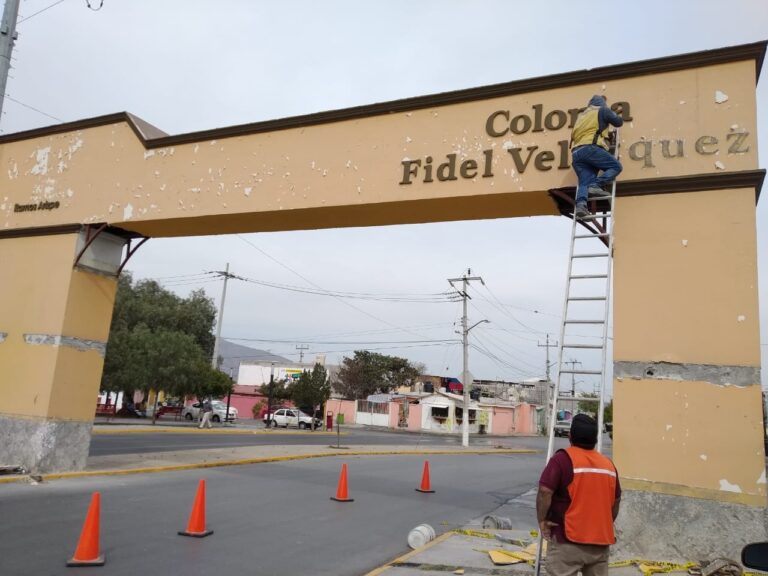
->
[[178, 479, 214, 537], [415, 460, 435, 493], [67, 492, 105, 567], [330, 463, 354, 502]]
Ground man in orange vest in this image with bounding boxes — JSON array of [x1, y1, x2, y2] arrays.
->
[[537, 414, 621, 576]]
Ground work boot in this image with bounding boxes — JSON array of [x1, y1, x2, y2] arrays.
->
[[588, 185, 610, 198], [574, 202, 589, 219]]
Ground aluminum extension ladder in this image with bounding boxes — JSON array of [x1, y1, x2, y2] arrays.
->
[[533, 130, 620, 576]]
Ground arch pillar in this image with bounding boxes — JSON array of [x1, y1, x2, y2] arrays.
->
[[0, 232, 117, 472], [612, 186, 766, 559]]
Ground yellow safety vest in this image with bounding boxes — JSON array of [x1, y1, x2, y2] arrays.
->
[[570, 106, 610, 150]]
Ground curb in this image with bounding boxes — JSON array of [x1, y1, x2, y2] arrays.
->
[[0, 448, 536, 485], [91, 428, 340, 436]]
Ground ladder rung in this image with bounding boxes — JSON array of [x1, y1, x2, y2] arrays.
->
[[564, 319, 605, 324], [569, 274, 608, 280], [560, 369, 603, 375], [556, 395, 600, 402], [575, 233, 609, 239], [567, 296, 606, 301], [579, 213, 611, 221], [562, 343, 603, 349], [572, 253, 609, 259]]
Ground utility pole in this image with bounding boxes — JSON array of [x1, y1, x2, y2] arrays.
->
[[0, 0, 20, 125], [448, 270, 486, 448], [564, 359, 582, 397], [537, 333, 558, 432], [296, 344, 309, 364], [211, 263, 233, 370], [537, 333, 558, 382], [266, 362, 276, 428]]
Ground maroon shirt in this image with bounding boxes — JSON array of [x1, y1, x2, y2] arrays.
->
[[539, 449, 621, 543]]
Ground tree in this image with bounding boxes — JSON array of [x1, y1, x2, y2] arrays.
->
[[335, 351, 422, 399], [577, 392, 599, 416], [576, 393, 613, 424], [603, 399, 613, 424], [288, 364, 330, 430], [101, 273, 231, 406]]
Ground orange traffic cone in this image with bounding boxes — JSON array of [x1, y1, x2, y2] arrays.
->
[[330, 463, 354, 502], [67, 492, 105, 567], [178, 479, 214, 537], [415, 460, 435, 493]]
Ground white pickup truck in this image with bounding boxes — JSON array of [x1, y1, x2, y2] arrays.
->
[[264, 408, 321, 430]]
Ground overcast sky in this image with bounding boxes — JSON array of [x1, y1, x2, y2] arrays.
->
[[3, 0, 767, 393]]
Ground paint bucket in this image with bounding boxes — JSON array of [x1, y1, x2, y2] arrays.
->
[[482, 515, 513, 530], [407, 523, 436, 549]]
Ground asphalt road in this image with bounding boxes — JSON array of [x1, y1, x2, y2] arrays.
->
[[88, 427, 555, 456], [0, 452, 544, 576]]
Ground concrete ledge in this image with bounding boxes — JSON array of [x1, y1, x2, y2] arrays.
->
[[614, 489, 768, 562], [0, 415, 92, 473]]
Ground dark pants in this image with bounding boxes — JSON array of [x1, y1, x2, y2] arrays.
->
[[572, 145, 622, 204]]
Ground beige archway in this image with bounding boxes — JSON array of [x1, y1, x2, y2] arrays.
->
[[1, 41, 764, 558]]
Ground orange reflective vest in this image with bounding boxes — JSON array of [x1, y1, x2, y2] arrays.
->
[[564, 446, 617, 545]]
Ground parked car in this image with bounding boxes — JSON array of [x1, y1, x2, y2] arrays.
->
[[183, 400, 238, 423], [554, 420, 571, 437], [264, 408, 321, 430], [258, 404, 287, 420]]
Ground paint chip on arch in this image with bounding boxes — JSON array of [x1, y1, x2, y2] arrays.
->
[[719, 479, 742, 493]]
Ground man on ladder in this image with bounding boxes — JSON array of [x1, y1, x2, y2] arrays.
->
[[536, 414, 621, 576], [570, 95, 624, 219]]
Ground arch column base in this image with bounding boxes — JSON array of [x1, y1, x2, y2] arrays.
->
[[0, 415, 93, 474], [614, 488, 767, 562]]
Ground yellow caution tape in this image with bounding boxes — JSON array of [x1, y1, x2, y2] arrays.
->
[[609, 559, 698, 574], [452, 529, 497, 539]]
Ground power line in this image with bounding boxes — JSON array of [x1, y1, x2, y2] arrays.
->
[[225, 336, 459, 346], [235, 235, 437, 340], [17, 0, 66, 25], [229, 271, 460, 303], [4, 94, 63, 122]]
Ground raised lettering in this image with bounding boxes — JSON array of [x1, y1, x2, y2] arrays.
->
[[460, 159, 478, 179], [545, 110, 567, 131], [534, 150, 555, 171], [400, 159, 421, 185], [437, 154, 458, 181], [726, 130, 750, 154], [482, 149, 494, 178], [507, 146, 539, 173], [612, 101, 633, 121], [510, 114, 532, 135], [695, 135, 718, 155], [532, 104, 544, 132], [629, 140, 655, 168], [567, 108, 583, 128], [661, 140, 684, 159], [486, 110, 510, 137], [423, 156, 434, 183], [557, 140, 570, 170]]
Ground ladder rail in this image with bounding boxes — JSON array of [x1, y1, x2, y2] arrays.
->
[[545, 214, 578, 463], [597, 128, 620, 453], [534, 128, 620, 576]]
